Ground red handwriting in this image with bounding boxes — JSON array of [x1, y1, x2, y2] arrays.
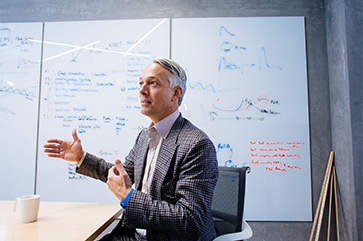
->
[[253, 153, 301, 158], [251, 148, 290, 152], [250, 140, 305, 172], [283, 163, 302, 170], [250, 141, 305, 148], [286, 142, 305, 148], [265, 166, 301, 172], [252, 159, 301, 170]]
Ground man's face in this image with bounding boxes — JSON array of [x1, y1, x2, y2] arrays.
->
[[139, 63, 180, 124]]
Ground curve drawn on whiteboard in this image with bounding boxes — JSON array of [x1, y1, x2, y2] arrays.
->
[[182, 104, 209, 124], [0, 80, 37, 98], [219, 26, 235, 37], [0, 107, 15, 115], [258, 47, 283, 71], [219, 47, 283, 73], [218, 57, 241, 71], [189, 82, 216, 93], [212, 96, 281, 116], [185, 69, 216, 93], [17, 56, 38, 68]]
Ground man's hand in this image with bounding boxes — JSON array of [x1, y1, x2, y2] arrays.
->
[[43, 128, 84, 163], [107, 159, 132, 201]]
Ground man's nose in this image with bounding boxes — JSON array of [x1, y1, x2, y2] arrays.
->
[[139, 84, 148, 95]]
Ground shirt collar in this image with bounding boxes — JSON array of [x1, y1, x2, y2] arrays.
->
[[148, 109, 180, 139]]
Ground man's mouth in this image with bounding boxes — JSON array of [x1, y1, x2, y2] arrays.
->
[[141, 100, 152, 105]]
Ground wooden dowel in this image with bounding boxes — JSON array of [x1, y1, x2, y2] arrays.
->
[[314, 164, 333, 241], [333, 166, 340, 241], [327, 167, 334, 241], [309, 151, 334, 241]]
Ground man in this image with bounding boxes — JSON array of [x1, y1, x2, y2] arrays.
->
[[43, 58, 219, 240]]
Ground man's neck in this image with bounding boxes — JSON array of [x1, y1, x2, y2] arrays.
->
[[150, 107, 179, 125]]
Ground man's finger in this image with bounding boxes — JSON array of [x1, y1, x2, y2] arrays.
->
[[72, 128, 80, 142], [46, 139, 62, 144], [43, 143, 60, 149], [108, 166, 116, 177], [114, 159, 125, 173], [44, 148, 60, 154], [112, 165, 120, 176], [46, 153, 60, 158]]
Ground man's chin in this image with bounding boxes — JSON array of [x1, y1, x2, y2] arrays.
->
[[140, 108, 150, 117]]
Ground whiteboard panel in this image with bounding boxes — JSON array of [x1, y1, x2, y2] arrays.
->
[[37, 19, 170, 203], [172, 17, 311, 221], [0, 23, 42, 200]]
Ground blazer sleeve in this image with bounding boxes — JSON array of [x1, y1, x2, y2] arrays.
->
[[75, 152, 113, 182], [75, 131, 143, 183]]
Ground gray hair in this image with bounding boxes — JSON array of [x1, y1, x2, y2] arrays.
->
[[153, 57, 187, 106]]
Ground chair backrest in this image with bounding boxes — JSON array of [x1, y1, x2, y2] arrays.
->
[[212, 166, 250, 236]]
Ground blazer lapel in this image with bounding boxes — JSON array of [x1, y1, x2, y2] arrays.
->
[[134, 132, 149, 191], [150, 115, 184, 199]]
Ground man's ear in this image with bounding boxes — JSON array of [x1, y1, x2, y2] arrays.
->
[[172, 86, 182, 103]]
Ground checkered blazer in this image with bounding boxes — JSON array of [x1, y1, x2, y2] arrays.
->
[[77, 114, 219, 241]]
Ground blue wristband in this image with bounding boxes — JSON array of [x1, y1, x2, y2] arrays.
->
[[120, 189, 134, 209]]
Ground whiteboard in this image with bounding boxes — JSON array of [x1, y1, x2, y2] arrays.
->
[[172, 17, 311, 221], [36, 19, 170, 203], [0, 22, 43, 200]]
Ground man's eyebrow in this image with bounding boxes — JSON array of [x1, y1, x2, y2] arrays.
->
[[139, 76, 158, 81]]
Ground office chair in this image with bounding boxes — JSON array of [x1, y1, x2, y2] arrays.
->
[[212, 166, 252, 241]]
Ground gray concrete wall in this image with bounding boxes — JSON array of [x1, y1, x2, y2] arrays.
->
[[345, 0, 362, 240], [325, 0, 362, 240], [1, 0, 358, 240]]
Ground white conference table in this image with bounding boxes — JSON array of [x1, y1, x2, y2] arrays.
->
[[0, 200, 122, 241]]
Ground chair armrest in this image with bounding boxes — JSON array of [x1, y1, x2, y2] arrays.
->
[[213, 221, 253, 241]]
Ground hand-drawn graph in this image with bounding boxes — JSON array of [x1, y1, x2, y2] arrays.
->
[[0, 22, 43, 200], [172, 17, 311, 221], [0, 79, 37, 99]]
